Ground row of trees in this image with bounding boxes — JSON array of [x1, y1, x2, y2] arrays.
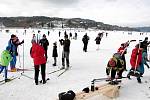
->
[[0, 16, 139, 31]]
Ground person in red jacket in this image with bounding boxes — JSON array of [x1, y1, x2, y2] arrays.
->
[[117, 43, 128, 77], [127, 44, 143, 83], [130, 44, 143, 69], [30, 40, 47, 85]]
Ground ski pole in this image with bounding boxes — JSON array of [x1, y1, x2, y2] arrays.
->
[[17, 47, 21, 68], [22, 32, 25, 73]]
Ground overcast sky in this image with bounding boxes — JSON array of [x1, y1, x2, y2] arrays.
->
[[0, 0, 150, 27]]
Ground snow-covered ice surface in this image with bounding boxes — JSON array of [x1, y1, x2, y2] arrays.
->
[[0, 28, 150, 100]]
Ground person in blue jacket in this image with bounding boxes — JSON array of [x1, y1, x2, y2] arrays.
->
[[8, 34, 24, 72]]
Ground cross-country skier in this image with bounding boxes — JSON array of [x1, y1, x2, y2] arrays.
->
[[0, 46, 12, 82], [59, 35, 71, 69], [30, 40, 47, 85], [8, 34, 24, 72]]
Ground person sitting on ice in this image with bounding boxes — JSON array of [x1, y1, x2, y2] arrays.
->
[[0, 46, 12, 82], [106, 53, 125, 80], [127, 44, 143, 83]]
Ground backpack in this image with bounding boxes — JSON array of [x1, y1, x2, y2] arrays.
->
[[58, 90, 75, 100], [113, 53, 122, 59]]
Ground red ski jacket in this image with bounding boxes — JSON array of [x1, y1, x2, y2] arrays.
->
[[30, 43, 46, 66], [130, 48, 142, 69]]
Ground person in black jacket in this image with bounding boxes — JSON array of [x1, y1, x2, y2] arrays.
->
[[140, 37, 150, 53], [52, 42, 58, 66], [95, 34, 102, 50], [39, 34, 49, 61], [82, 33, 89, 52], [59, 35, 71, 69]]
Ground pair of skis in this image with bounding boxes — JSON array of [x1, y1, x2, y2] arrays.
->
[[48, 67, 70, 77], [21, 73, 50, 83], [0, 76, 18, 85], [8, 68, 34, 72]]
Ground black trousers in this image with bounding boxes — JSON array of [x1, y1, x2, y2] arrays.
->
[[45, 50, 48, 61], [110, 69, 117, 79], [83, 43, 88, 52], [34, 64, 46, 83]]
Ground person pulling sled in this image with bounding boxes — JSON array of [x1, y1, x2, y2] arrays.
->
[[127, 44, 143, 83]]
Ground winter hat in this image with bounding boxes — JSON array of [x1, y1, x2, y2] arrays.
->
[[38, 30, 41, 33], [11, 34, 16, 39], [135, 44, 140, 48], [53, 42, 57, 45], [121, 43, 124, 47], [64, 35, 68, 38], [6, 46, 11, 51], [43, 34, 46, 37], [135, 43, 143, 48], [145, 37, 148, 40]]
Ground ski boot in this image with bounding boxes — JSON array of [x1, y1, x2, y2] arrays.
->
[[52, 63, 56, 66], [60, 65, 65, 70], [5, 78, 11, 82], [137, 77, 142, 83]]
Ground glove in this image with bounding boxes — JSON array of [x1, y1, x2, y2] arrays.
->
[[21, 40, 24, 43]]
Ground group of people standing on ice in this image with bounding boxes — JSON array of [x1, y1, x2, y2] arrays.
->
[[30, 31, 71, 85], [106, 37, 150, 83], [0, 30, 105, 84]]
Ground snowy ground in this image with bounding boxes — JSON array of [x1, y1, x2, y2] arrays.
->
[[0, 28, 150, 100]]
